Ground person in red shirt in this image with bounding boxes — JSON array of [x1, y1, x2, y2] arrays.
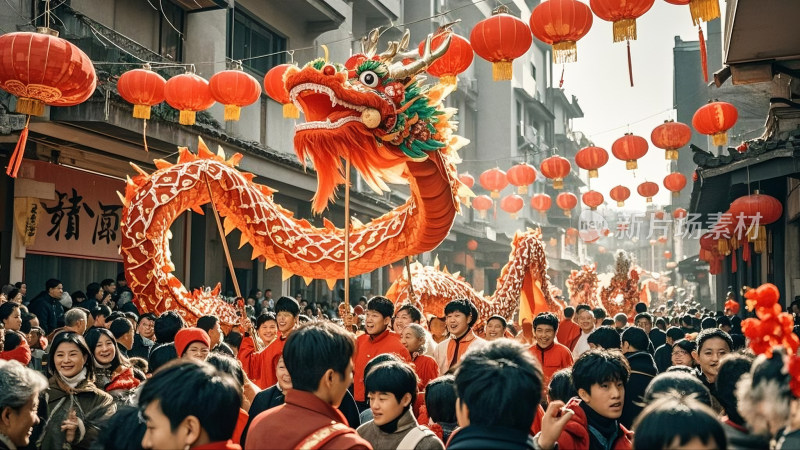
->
[[245, 322, 371, 450], [139, 360, 243, 450], [399, 323, 439, 391], [530, 312, 574, 387], [353, 296, 411, 411], [556, 306, 581, 351], [238, 296, 299, 389], [534, 350, 633, 450]]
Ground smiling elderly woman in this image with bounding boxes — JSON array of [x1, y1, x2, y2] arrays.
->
[[0, 360, 48, 450]]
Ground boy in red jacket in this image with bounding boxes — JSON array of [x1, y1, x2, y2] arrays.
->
[[535, 350, 633, 450]]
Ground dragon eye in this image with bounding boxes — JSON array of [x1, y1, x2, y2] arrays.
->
[[359, 70, 380, 88]]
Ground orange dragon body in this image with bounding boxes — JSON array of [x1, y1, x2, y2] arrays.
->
[[385, 229, 562, 329], [120, 32, 472, 327]]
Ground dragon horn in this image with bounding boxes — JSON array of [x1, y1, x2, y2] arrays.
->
[[398, 29, 410, 52], [362, 28, 381, 57], [389, 32, 451, 79], [378, 41, 400, 62]]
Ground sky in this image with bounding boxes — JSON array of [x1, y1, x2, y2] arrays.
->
[[558, 1, 725, 211]]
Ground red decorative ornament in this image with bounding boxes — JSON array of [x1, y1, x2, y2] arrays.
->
[[472, 195, 494, 219], [458, 173, 475, 189], [663, 172, 687, 197], [501, 194, 525, 219], [589, 0, 655, 42], [673, 207, 688, 219], [741, 283, 799, 358], [575, 146, 609, 178], [654, 211, 665, 220], [556, 192, 578, 217], [531, 193, 552, 213], [637, 181, 659, 202], [566, 227, 579, 245], [0, 29, 97, 177], [421, 29, 473, 86], [609, 185, 631, 207], [117, 65, 166, 119], [612, 133, 649, 170], [507, 163, 538, 194], [540, 156, 572, 189], [651, 120, 691, 160], [582, 190, 604, 210], [263, 64, 299, 118], [724, 298, 740, 315], [692, 101, 738, 146], [657, 235, 668, 244], [664, 250, 672, 259], [470, 6, 533, 81], [209, 65, 262, 121], [164, 72, 215, 126], [529, 0, 594, 64], [479, 168, 509, 198], [467, 239, 479, 251]]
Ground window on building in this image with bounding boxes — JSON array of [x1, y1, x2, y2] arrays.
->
[[159, 1, 185, 61], [516, 100, 524, 137], [229, 7, 287, 76], [530, 62, 537, 82]]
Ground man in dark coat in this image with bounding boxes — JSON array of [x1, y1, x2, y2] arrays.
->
[[619, 327, 657, 428], [653, 327, 686, 373], [27, 279, 65, 334], [447, 340, 542, 450]]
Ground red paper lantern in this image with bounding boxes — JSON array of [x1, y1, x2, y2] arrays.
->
[[663, 172, 687, 196], [0, 30, 97, 116], [612, 133, 649, 170], [673, 208, 688, 219], [531, 193, 552, 213], [651, 120, 691, 160], [664, 250, 672, 259], [589, 0, 655, 42], [540, 156, 572, 189], [264, 63, 299, 118], [609, 185, 631, 207], [470, 6, 532, 81], [557, 192, 578, 217], [658, 235, 668, 244], [209, 66, 262, 121], [507, 163, 537, 194], [654, 211, 665, 220], [458, 173, 475, 189], [566, 227, 579, 245], [582, 190, 604, 210], [501, 194, 525, 219], [421, 29, 473, 86], [479, 168, 509, 198], [467, 239, 479, 251], [692, 101, 738, 146], [575, 146, 609, 178], [0, 29, 97, 178], [117, 66, 166, 120], [729, 192, 783, 226], [164, 72, 215, 126], [637, 181, 659, 202], [472, 195, 494, 219], [529, 0, 594, 64]]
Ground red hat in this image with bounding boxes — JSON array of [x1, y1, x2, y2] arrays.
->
[[0, 339, 31, 366], [174, 327, 210, 357]]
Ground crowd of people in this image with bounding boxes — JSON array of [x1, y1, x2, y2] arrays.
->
[[0, 276, 799, 449]]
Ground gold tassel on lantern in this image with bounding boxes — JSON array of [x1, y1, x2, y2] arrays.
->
[[711, 132, 728, 147], [492, 61, 513, 81], [283, 103, 300, 119], [133, 104, 152, 120], [666, 149, 678, 160], [612, 19, 637, 43], [626, 160, 638, 170], [589, 169, 598, 178], [748, 225, 767, 253], [553, 41, 578, 64], [717, 238, 730, 256], [690, 0, 720, 26], [179, 110, 196, 126], [490, 191, 500, 199], [553, 179, 564, 190], [564, 210, 572, 218], [439, 75, 458, 86], [224, 105, 241, 121], [16, 98, 45, 116]]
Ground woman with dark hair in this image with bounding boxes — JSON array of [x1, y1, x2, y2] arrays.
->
[[84, 328, 142, 406], [671, 338, 696, 368], [0, 303, 22, 332], [41, 331, 115, 449], [424, 375, 458, 443], [632, 394, 727, 450]]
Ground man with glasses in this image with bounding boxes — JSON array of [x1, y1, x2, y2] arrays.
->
[[130, 313, 156, 359]]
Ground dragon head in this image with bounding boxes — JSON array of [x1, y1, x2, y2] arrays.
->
[[284, 30, 454, 213]]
